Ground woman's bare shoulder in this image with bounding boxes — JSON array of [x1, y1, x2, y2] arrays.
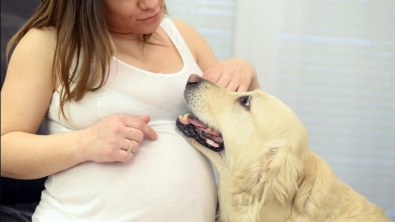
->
[[7, 26, 57, 87], [169, 18, 201, 41], [170, 18, 197, 33], [169, 18, 201, 58], [169, 18, 217, 72], [10, 26, 57, 70], [18, 26, 57, 50], [10, 27, 57, 70], [28, 26, 56, 35]]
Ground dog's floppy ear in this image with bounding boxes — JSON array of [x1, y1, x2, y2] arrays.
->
[[263, 149, 304, 206]]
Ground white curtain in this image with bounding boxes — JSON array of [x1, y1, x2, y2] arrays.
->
[[166, 0, 236, 61], [167, 0, 395, 219]]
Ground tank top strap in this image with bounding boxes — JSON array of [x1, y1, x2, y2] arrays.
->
[[160, 18, 196, 64]]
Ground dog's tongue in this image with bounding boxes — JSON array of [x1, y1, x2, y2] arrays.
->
[[188, 116, 208, 129], [178, 114, 207, 128], [178, 113, 220, 137]]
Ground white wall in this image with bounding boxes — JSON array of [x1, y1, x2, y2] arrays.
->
[[166, 0, 237, 61]]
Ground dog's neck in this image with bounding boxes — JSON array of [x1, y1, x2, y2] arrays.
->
[[216, 151, 348, 222], [216, 150, 270, 222], [217, 173, 263, 222], [217, 172, 295, 222]]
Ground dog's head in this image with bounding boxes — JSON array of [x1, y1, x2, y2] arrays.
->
[[177, 74, 311, 215]]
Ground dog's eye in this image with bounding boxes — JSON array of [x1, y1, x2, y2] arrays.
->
[[239, 96, 250, 108]]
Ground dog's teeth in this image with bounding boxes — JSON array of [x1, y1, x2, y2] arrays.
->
[[183, 113, 190, 122], [179, 114, 190, 125], [206, 139, 219, 148]]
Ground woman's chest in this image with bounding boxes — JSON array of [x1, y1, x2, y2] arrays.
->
[[97, 74, 190, 122], [52, 71, 193, 130], [112, 29, 185, 74], [116, 44, 184, 74]]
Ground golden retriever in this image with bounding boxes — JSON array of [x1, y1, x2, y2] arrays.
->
[[176, 74, 392, 222]]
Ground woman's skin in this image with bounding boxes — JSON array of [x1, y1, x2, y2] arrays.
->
[[1, 0, 259, 179]]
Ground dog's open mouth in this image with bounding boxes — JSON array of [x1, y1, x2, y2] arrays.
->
[[176, 114, 224, 152]]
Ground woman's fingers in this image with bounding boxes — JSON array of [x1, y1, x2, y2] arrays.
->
[[216, 71, 231, 89], [120, 139, 139, 153], [202, 58, 257, 92], [236, 82, 249, 92], [202, 64, 223, 83], [129, 140, 139, 153], [104, 139, 138, 163], [225, 79, 240, 92], [123, 128, 144, 143], [123, 116, 158, 140], [135, 115, 150, 123], [115, 150, 134, 163], [82, 115, 157, 163], [203, 63, 249, 92]]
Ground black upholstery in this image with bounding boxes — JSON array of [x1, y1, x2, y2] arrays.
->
[[1, 202, 40, 222], [1, 177, 46, 205]]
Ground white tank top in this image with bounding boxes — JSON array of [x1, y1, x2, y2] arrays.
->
[[33, 18, 217, 222]]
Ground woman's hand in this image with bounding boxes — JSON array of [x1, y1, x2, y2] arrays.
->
[[79, 115, 158, 163], [202, 58, 260, 92], [170, 20, 260, 92]]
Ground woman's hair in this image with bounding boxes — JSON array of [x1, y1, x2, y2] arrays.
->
[[6, 0, 167, 118]]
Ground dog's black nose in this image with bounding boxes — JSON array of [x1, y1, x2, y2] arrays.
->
[[187, 74, 201, 85]]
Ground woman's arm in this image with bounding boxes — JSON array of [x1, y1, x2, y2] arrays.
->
[[1, 28, 158, 179], [172, 19, 260, 92], [1, 27, 86, 179]]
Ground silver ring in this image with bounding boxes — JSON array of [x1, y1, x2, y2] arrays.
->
[[127, 141, 133, 153]]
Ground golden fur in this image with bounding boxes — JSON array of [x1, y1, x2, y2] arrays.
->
[[182, 76, 391, 222]]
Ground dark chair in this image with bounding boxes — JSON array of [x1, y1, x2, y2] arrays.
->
[[1, 121, 48, 222], [1, 178, 46, 222]]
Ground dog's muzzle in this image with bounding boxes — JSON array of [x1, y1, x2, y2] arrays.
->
[[176, 114, 224, 152]]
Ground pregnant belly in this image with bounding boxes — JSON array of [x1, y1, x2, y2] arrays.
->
[[42, 127, 217, 221]]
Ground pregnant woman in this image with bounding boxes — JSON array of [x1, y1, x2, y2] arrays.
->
[[1, 0, 259, 221]]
